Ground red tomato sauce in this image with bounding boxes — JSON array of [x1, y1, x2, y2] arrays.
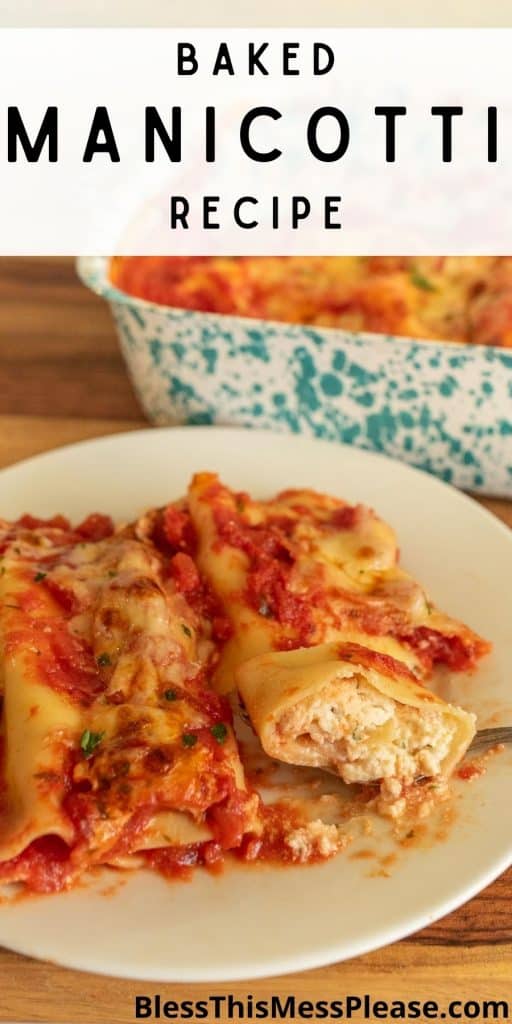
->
[[240, 802, 316, 865], [336, 641, 421, 684], [0, 512, 114, 559], [151, 504, 198, 556], [75, 513, 114, 542], [17, 514, 72, 531], [457, 762, 482, 781], [0, 836, 73, 893], [5, 619, 102, 706], [399, 626, 490, 673], [207, 788, 259, 851], [329, 504, 361, 530], [143, 842, 216, 880], [167, 552, 233, 644], [211, 497, 315, 646], [43, 577, 81, 615]]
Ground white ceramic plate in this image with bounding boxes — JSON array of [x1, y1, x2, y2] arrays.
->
[[0, 426, 511, 981]]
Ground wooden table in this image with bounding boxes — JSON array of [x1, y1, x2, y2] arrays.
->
[[0, 258, 510, 1023]]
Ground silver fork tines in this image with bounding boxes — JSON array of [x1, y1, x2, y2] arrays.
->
[[466, 726, 512, 757]]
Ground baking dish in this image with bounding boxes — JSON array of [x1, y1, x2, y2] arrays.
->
[[77, 256, 512, 496]]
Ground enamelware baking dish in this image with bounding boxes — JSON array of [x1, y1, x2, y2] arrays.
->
[[77, 256, 512, 496]]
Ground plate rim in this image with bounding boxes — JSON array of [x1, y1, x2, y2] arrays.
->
[[2, 423, 512, 544]]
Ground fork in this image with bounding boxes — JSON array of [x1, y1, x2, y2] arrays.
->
[[466, 726, 512, 757]]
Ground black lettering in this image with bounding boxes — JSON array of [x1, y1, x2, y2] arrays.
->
[[283, 43, 299, 74], [330, 1002, 344, 1019], [325, 195, 342, 228], [162, 1001, 178, 1019], [8, 106, 57, 162], [298, 1001, 314, 1018], [346, 997, 362, 1018], [314, 43, 335, 75], [213, 43, 235, 75], [228, 996, 245, 1017], [177, 43, 198, 74], [431, 105, 463, 162], [205, 106, 216, 162], [210, 996, 225, 1018], [373, 1002, 389, 1018], [248, 43, 269, 75], [423, 1003, 438, 1019], [292, 196, 310, 228], [272, 195, 279, 229], [488, 106, 497, 162], [272, 996, 295, 1018], [374, 106, 406, 162], [483, 1001, 509, 1019], [390, 1001, 407, 1018], [169, 196, 189, 228], [82, 106, 119, 162], [145, 107, 181, 162], [203, 195, 219, 228], [135, 996, 152, 1019], [234, 196, 258, 229], [240, 107, 282, 161], [307, 107, 349, 162]]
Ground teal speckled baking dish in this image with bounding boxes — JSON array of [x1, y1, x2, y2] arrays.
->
[[77, 256, 512, 497]]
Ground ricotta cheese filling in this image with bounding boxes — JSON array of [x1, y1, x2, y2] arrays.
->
[[276, 676, 456, 784]]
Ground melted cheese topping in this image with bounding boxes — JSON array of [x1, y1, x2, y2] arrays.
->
[[187, 473, 488, 692], [110, 256, 512, 347], [0, 518, 259, 886]]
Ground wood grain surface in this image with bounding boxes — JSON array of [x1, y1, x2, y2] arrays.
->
[[0, 258, 510, 1024]]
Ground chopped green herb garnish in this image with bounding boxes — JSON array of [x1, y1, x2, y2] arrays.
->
[[0, 566, 5, 576], [34, 571, 47, 582], [107, 570, 117, 578], [97, 652, 111, 667], [410, 269, 437, 292], [80, 729, 105, 759], [182, 732, 197, 748], [181, 624, 192, 637], [211, 722, 228, 744], [164, 689, 178, 702]]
